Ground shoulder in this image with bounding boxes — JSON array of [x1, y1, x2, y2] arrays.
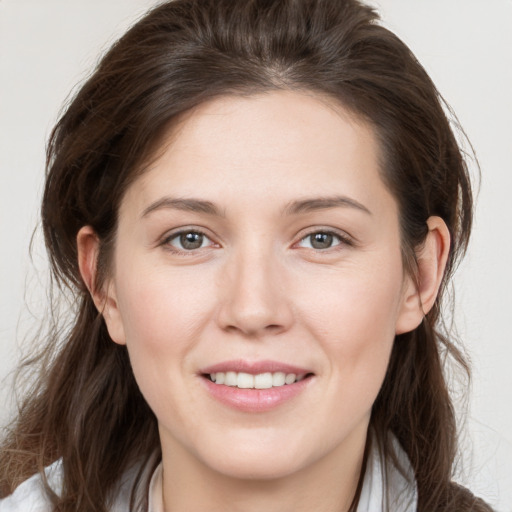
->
[[0, 459, 152, 512], [436, 482, 495, 512], [0, 460, 61, 512]]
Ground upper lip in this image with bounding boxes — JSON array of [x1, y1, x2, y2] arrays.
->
[[200, 359, 313, 375]]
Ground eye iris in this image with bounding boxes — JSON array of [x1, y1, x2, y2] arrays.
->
[[311, 232, 333, 249], [180, 232, 203, 250]]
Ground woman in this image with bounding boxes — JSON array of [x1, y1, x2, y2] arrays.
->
[[0, 0, 494, 510]]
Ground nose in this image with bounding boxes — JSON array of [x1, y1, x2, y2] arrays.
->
[[216, 245, 294, 338]]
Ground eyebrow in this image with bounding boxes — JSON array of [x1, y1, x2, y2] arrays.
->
[[281, 196, 372, 216], [141, 197, 225, 218], [141, 195, 371, 219]]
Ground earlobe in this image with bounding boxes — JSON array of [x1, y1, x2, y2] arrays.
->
[[76, 226, 126, 345], [395, 216, 451, 335]]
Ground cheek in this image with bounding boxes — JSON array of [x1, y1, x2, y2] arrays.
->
[[297, 257, 404, 390], [300, 258, 403, 336], [111, 264, 218, 405], [111, 265, 217, 419], [115, 264, 214, 348]]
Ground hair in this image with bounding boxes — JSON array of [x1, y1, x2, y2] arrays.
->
[[0, 0, 493, 510]]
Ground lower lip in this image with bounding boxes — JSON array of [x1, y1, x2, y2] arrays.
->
[[202, 376, 313, 413]]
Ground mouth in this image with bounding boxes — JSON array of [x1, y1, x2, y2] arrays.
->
[[203, 371, 313, 389], [199, 360, 315, 412]]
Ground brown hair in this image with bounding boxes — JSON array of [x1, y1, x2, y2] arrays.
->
[[0, 0, 492, 510]]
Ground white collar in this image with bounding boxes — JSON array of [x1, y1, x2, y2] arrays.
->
[[357, 435, 417, 511], [148, 462, 164, 512]]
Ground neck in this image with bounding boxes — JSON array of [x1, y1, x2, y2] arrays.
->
[[158, 426, 368, 512]]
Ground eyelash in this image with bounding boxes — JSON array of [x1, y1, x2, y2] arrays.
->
[[160, 228, 354, 255]]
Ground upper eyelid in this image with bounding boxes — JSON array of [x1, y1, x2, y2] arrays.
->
[[162, 226, 213, 241], [296, 227, 354, 243], [294, 232, 353, 251]]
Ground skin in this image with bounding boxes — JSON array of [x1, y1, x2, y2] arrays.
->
[[78, 90, 449, 512]]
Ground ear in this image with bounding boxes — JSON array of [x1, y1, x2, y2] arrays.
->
[[395, 216, 451, 335], [76, 226, 126, 345]]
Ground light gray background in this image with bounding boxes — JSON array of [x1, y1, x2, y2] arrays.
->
[[1, 1, 511, 509]]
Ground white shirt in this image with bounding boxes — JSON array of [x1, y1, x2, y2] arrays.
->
[[0, 437, 417, 511]]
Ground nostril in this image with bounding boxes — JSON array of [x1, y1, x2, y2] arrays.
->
[[222, 323, 285, 337]]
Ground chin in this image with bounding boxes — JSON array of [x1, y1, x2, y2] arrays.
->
[[209, 455, 306, 481], [197, 436, 314, 481]]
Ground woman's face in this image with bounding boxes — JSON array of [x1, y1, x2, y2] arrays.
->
[[103, 90, 418, 480]]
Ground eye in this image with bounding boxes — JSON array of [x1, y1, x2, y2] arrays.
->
[[297, 231, 349, 250], [164, 230, 213, 252]]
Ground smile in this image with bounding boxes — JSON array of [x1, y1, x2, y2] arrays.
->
[[209, 371, 307, 389], [200, 361, 314, 412]]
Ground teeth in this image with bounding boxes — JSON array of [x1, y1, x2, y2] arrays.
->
[[285, 373, 296, 385], [225, 371, 237, 386], [254, 372, 272, 389], [272, 372, 286, 387], [237, 372, 254, 388], [209, 371, 304, 389]]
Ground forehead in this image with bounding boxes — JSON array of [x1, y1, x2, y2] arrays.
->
[[122, 90, 395, 218]]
